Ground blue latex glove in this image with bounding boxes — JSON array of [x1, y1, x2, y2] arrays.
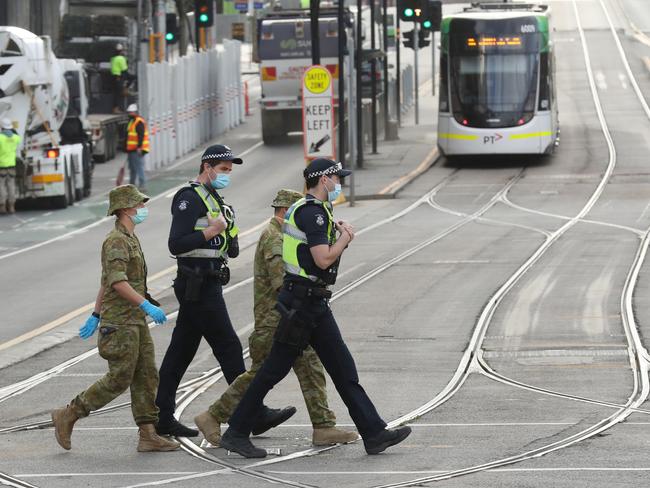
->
[[139, 300, 167, 325], [79, 314, 100, 339]]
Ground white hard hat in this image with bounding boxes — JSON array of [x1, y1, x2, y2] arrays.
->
[[1, 118, 12, 130], [126, 104, 138, 113], [116, 43, 124, 51]]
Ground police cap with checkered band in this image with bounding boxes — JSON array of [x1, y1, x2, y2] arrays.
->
[[201, 144, 243, 165], [303, 158, 352, 180]]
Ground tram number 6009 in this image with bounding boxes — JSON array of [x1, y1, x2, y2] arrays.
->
[[520, 24, 536, 33]]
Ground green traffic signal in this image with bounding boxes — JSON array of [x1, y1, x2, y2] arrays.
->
[[423, 20, 432, 28], [404, 8, 414, 17], [199, 13, 209, 23], [165, 32, 174, 41]]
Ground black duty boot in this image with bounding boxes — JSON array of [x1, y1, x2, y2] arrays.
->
[[251, 406, 297, 436], [363, 426, 412, 455], [221, 428, 267, 458], [156, 417, 199, 437]]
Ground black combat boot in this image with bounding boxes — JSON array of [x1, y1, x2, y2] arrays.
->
[[156, 417, 199, 437], [251, 405, 297, 435], [363, 426, 412, 454], [221, 428, 267, 458]]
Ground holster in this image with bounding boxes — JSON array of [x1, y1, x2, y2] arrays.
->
[[178, 263, 230, 301], [274, 301, 313, 352], [178, 265, 205, 302]]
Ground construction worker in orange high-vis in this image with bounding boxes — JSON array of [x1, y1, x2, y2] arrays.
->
[[125, 104, 150, 191]]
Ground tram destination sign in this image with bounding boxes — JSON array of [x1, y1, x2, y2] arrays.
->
[[302, 65, 335, 160]]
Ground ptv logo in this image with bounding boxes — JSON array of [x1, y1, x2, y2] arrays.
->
[[483, 133, 503, 144]]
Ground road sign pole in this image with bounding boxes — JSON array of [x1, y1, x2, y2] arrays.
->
[[414, 20, 419, 125], [432, 31, 436, 96], [370, 0, 378, 154], [396, 14, 401, 127], [382, 0, 389, 139], [356, 0, 363, 169]]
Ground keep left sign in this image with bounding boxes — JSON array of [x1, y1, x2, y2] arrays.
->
[[302, 65, 335, 160]]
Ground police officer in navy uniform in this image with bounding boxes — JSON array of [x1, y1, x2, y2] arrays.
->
[[155, 144, 295, 437], [220, 158, 412, 457]]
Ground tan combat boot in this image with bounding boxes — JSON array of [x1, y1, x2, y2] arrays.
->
[[0, 204, 6, 215], [7, 202, 15, 214], [137, 423, 180, 452], [312, 426, 360, 446], [51, 405, 79, 450], [194, 411, 222, 446]]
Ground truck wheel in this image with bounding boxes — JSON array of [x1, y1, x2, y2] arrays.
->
[[82, 143, 93, 197], [261, 110, 284, 145]]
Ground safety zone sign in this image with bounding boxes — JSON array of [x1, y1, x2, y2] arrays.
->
[[302, 65, 335, 159]]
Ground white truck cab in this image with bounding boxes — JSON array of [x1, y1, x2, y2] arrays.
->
[[0, 26, 93, 208]]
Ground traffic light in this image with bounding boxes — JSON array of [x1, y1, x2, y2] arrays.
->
[[421, 0, 442, 31], [165, 13, 179, 44], [418, 29, 431, 48], [398, 0, 423, 23], [195, 0, 214, 28], [402, 29, 415, 49]]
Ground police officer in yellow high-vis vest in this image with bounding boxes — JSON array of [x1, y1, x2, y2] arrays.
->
[[154, 144, 295, 438], [125, 104, 149, 191], [220, 158, 412, 458], [0, 118, 21, 215]]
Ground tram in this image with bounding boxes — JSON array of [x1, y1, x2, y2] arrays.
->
[[437, 3, 559, 156]]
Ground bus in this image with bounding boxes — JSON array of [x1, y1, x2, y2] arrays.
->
[[437, 3, 559, 157]]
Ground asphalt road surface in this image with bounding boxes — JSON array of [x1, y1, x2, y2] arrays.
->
[[2, 1, 650, 487]]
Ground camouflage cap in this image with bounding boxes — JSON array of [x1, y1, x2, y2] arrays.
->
[[107, 184, 150, 216], [272, 189, 303, 208]]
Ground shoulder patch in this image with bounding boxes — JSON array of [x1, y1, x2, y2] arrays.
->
[[178, 200, 188, 211], [315, 214, 325, 226]]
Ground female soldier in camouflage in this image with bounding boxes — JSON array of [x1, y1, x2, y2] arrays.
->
[[51, 184, 179, 452]]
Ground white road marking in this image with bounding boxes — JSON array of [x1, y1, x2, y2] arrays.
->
[[17, 473, 200, 478], [595, 71, 607, 90], [618, 72, 628, 89], [0, 140, 264, 261], [433, 260, 490, 264], [265, 468, 650, 475]]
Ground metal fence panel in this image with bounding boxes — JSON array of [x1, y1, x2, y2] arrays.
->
[[140, 41, 244, 169]]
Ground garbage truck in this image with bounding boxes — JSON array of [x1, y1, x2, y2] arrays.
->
[[0, 26, 93, 208]]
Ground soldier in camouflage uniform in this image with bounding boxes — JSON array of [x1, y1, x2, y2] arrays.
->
[[194, 189, 358, 447], [51, 185, 180, 453]]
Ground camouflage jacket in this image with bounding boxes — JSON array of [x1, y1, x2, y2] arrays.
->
[[100, 221, 147, 326], [253, 218, 285, 330]]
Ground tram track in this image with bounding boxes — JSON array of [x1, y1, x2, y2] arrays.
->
[[5, 4, 648, 485], [361, 0, 650, 486], [116, 172, 529, 488]]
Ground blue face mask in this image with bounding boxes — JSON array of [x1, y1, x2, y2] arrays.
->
[[210, 171, 230, 190], [325, 178, 342, 202], [130, 207, 149, 225]]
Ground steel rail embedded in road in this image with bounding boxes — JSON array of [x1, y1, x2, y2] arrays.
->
[[0, 472, 39, 488], [366, 0, 650, 486], [121, 172, 528, 488]]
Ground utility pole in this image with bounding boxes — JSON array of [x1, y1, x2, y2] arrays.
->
[[414, 20, 419, 125], [370, 0, 378, 154], [382, 0, 389, 139], [338, 0, 346, 168], [396, 12, 401, 127], [355, 0, 363, 169], [432, 31, 436, 96]]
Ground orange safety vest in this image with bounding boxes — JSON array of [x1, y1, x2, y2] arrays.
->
[[126, 116, 150, 153]]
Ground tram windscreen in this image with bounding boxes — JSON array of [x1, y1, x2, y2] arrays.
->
[[449, 17, 541, 128]]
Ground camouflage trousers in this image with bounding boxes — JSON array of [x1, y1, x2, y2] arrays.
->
[[208, 327, 336, 428], [71, 322, 160, 425]]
